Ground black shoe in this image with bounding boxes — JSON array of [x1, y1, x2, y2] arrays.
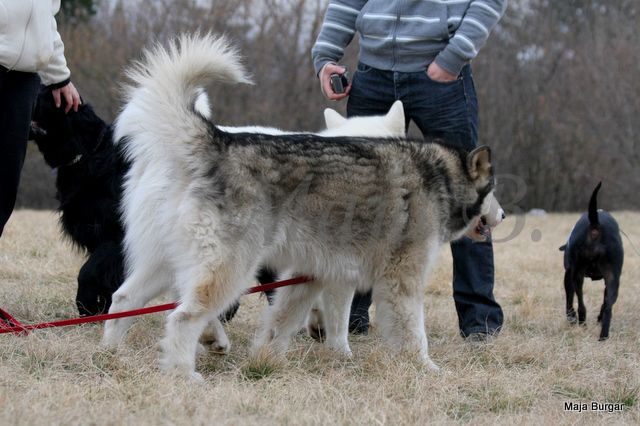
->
[[464, 332, 496, 344]]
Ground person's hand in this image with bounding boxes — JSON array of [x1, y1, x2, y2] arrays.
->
[[319, 63, 350, 101], [426, 62, 458, 83], [52, 82, 82, 113]]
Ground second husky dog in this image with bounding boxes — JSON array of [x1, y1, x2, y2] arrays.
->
[[201, 99, 408, 353], [103, 34, 496, 380]]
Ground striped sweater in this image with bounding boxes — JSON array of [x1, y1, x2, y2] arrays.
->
[[312, 0, 507, 75]]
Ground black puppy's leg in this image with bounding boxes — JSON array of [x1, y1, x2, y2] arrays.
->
[[77, 259, 101, 316], [599, 272, 620, 341], [574, 272, 587, 325], [597, 287, 607, 323], [219, 301, 239, 323], [76, 243, 124, 316], [257, 267, 278, 305], [564, 269, 576, 323]]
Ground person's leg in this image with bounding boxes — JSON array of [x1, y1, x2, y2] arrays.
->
[[403, 65, 503, 338], [0, 70, 41, 237], [345, 63, 397, 334]]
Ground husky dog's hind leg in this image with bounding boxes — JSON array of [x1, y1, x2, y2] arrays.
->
[[102, 259, 173, 348], [159, 256, 259, 379], [254, 277, 325, 356]]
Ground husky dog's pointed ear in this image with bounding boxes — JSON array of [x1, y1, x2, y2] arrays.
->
[[324, 108, 347, 129], [384, 100, 405, 136], [467, 146, 492, 185]]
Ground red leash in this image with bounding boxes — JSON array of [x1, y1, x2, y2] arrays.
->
[[0, 276, 312, 335]]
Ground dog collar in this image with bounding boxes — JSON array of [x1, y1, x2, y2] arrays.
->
[[58, 126, 109, 169], [64, 154, 84, 167]]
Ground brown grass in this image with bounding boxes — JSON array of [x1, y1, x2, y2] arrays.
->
[[1, 210, 639, 425]]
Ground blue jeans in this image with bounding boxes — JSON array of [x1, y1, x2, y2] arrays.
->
[[346, 62, 503, 337]]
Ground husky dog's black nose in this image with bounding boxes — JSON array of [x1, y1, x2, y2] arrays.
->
[[501, 212, 506, 220]]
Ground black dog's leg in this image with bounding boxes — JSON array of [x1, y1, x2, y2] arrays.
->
[[598, 272, 620, 341], [219, 301, 239, 323], [76, 242, 124, 316], [564, 269, 577, 323], [597, 287, 607, 323], [574, 272, 587, 325], [77, 260, 100, 316], [257, 267, 278, 305]]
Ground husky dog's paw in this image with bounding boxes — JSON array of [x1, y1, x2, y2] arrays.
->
[[158, 338, 199, 379], [325, 339, 352, 357], [209, 339, 231, 355], [196, 343, 206, 356], [307, 323, 325, 343], [425, 358, 441, 373], [158, 356, 199, 381], [201, 332, 231, 355], [189, 371, 205, 383], [101, 326, 124, 349], [200, 320, 231, 355], [332, 347, 353, 358], [307, 307, 325, 343]]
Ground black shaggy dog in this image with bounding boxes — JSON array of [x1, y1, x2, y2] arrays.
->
[[31, 90, 274, 317], [31, 91, 126, 316], [560, 182, 624, 340]]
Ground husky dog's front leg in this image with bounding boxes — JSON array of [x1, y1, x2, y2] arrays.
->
[[316, 283, 355, 356], [373, 241, 440, 372]]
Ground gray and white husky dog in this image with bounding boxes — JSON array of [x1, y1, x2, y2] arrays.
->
[[103, 34, 497, 380]]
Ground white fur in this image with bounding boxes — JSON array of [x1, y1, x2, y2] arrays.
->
[[321, 100, 405, 137], [217, 99, 406, 138]]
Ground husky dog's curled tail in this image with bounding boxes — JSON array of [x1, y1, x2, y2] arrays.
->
[[114, 33, 252, 159]]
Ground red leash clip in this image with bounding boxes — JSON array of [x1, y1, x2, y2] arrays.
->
[[0, 308, 29, 335]]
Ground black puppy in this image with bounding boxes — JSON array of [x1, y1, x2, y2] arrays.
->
[[31, 90, 277, 317], [560, 182, 623, 340], [31, 91, 127, 316]]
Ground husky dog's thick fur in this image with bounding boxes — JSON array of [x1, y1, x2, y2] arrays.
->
[[103, 34, 496, 379]]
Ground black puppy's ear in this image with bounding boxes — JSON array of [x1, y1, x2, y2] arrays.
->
[[28, 122, 47, 141]]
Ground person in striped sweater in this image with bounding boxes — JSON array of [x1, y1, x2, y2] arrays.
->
[[312, 0, 507, 341]]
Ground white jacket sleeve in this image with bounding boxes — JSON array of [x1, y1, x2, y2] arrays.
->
[[38, 1, 71, 87]]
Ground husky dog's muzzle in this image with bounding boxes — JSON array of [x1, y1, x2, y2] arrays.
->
[[467, 193, 506, 241]]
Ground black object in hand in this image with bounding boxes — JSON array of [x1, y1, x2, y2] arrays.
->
[[330, 71, 350, 94]]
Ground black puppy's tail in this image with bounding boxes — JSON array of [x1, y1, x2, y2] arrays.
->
[[588, 181, 602, 228]]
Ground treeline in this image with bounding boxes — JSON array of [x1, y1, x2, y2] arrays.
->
[[16, 0, 640, 211]]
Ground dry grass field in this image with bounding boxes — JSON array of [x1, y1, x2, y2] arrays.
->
[[1, 209, 638, 425]]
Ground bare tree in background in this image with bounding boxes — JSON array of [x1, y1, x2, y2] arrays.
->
[[17, 0, 640, 211], [475, 0, 640, 211]]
